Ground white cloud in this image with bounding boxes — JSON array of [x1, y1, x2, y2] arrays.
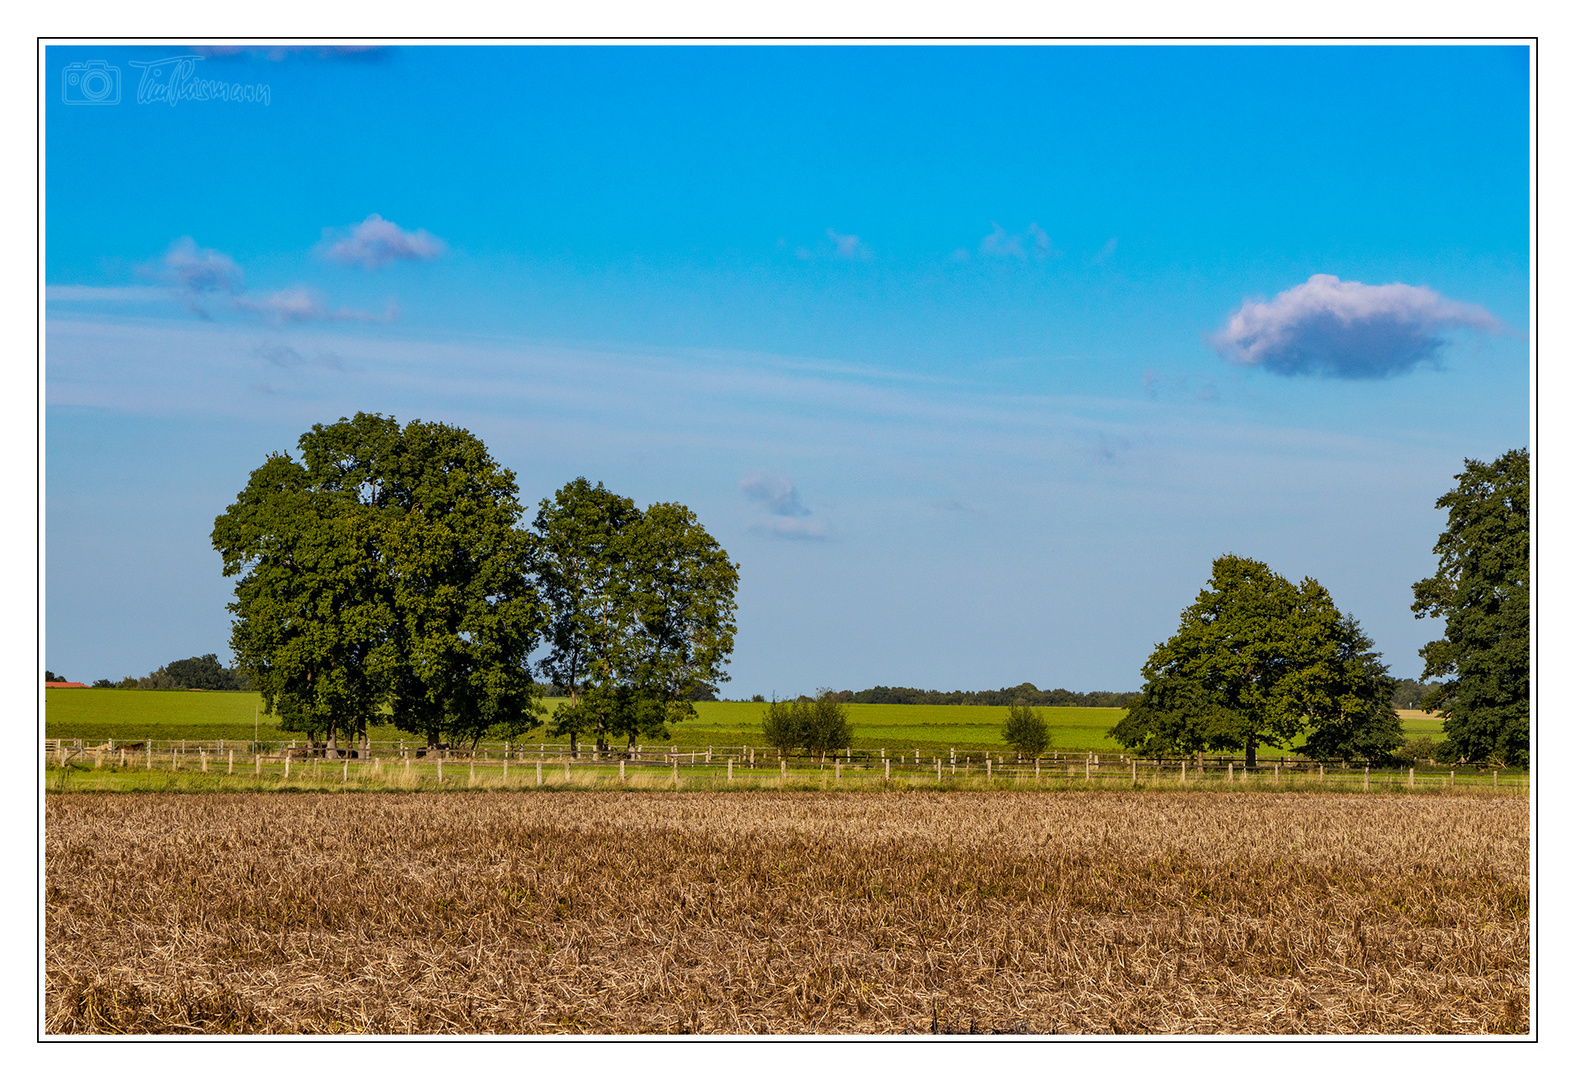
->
[[235, 287, 392, 325], [1092, 237, 1118, 264], [1212, 274, 1500, 379], [321, 213, 446, 269], [141, 237, 245, 313], [979, 222, 1024, 259], [740, 470, 811, 516], [826, 228, 870, 260], [978, 222, 1055, 260]]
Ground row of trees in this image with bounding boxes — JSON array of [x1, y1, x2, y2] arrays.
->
[[212, 414, 738, 754], [1111, 449, 1529, 767], [88, 654, 252, 690]]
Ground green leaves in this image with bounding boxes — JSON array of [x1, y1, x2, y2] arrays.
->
[[213, 414, 546, 749], [1112, 555, 1400, 765], [532, 480, 739, 751], [761, 692, 852, 756], [1001, 703, 1050, 756], [1411, 449, 1530, 766]]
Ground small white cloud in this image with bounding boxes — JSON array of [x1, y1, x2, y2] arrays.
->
[[141, 237, 245, 313], [1092, 237, 1118, 264], [826, 228, 871, 260], [1028, 223, 1053, 257], [321, 213, 446, 270], [740, 470, 811, 517], [980, 222, 1024, 259], [235, 287, 393, 325], [1212, 274, 1499, 380]]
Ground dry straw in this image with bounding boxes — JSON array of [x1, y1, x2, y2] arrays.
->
[[45, 791, 1528, 1035]]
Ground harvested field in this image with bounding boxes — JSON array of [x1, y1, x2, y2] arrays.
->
[[45, 791, 1529, 1035]]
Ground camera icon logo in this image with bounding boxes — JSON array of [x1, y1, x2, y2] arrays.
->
[[63, 60, 121, 104]]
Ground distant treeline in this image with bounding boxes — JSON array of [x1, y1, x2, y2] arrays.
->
[[93, 654, 252, 691], [820, 684, 1141, 708], [777, 679, 1440, 710]]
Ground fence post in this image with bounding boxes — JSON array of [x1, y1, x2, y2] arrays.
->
[[673, 759, 680, 789], [1131, 760, 1137, 786], [201, 749, 208, 773], [564, 758, 570, 782], [503, 757, 508, 781], [620, 759, 626, 782], [228, 749, 234, 775], [255, 754, 260, 777], [1228, 762, 1234, 783], [1363, 765, 1369, 792], [729, 759, 734, 783], [1084, 758, 1090, 782], [285, 755, 291, 779], [1450, 770, 1454, 788], [1180, 761, 1186, 785], [781, 759, 787, 782], [438, 755, 444, 784], [985, 757, 990, 782], [835, 761, 841, 782], [1319, 764, 1324, 782], [1408, 767, 1414, 789], [1274, 763, 1280, 782], [470, 761, 476, 786], [344, 759, 349, 784], [1035, 758, 1040, 782], [536, 761, 542, 787], [937, 759, 943, 782], [886, 759, 892, 781], [1494, 771, 1499, 790]]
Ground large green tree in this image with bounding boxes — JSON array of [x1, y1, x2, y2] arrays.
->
[[532, 479, 643, 755], [533, 480, 739, 754], [213, 413, 547, 752], [1111, 554, 1401, 766], [1411, 449, 1530, 766]]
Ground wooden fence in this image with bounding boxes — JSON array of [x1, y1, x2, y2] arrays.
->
[[41, 738, 1529, 793]]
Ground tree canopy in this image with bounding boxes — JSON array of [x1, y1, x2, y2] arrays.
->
[[1110, 554, 1401, 766], [213, 414, 546, 750], [761, 691, 853, 757], [533, 479, 738, 753], [1411, 448, 1530, 766]]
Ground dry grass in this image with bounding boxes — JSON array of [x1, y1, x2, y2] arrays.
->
[[45, 791, 1528, 1035]]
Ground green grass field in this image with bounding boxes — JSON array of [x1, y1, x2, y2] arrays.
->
[[45, 689, 1449, 755]]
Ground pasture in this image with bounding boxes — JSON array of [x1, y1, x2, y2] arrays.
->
[[44, 690, 1448, 756], [45, 790, 1529, 1034]]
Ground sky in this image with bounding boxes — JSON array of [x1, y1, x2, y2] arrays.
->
[[43, 43, 1531, 697]]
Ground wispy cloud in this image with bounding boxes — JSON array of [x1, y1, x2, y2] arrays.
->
[[236, 287, 395, 325], [320, 213, 447, 270], [1092, 237, 1118, 264], [741, 470, 830, 540], [977, 222, 1055, 261], [749, 516, 830, 541], [141, 237, 245, 313], [129, 237, 399, 324], [740, 470, 811, 516], [826, 228, 871, 260], [1211, 273, 1499, 379]]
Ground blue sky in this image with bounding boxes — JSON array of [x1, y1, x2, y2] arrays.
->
[[45, 44, 1530, 695]]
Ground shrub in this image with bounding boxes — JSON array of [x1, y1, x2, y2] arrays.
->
[[761, 690, 852, 757], [1002, 702, 1050, 756]]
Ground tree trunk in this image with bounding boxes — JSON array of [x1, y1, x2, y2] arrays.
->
[[1245, 736, 1258, 770]]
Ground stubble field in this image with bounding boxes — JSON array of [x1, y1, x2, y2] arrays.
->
[[45, 790, 1528, 1035]]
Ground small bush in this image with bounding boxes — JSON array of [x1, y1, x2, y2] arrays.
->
[[761, 690, 852, 756], [1398, 735, 1437, 766], [1002, 702, 1050, 756]]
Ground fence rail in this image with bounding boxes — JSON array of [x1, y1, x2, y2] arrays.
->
[[42, 737, 1528, 793]]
